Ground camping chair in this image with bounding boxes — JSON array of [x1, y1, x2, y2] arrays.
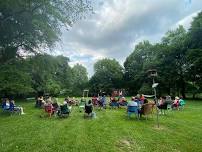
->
[[2, 104, 12, 114], [142, 103, 154, 120], [58, 105, 70, 118], [167, 103, 172, 110], [79, 99, 86, 112], [84, 104, 93, 118], [2, 102, 9, 111], [179, 99, 186, 110], [157, 103, 168, 115], [9, 103, 21, 115], [44, 104, 55, 118], [165, 96, 173, 111], [127, 106, 139, 119], [110, 97, 119, 109], [92, 97, 98, 107], [118, 97, 128, 108]]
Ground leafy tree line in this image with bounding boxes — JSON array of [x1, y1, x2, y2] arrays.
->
[[90, 11, 202, 99], [0, 54, 88, 98]]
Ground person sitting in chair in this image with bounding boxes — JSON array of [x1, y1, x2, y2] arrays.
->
[[84, 100, 93, 117], [52, 101, 59, 114], [140, 94, 145, 104], [2, 98, 10, 110], [179, 96, 185, 109], [57, 101, 70, 117], [119, 97, 128, 106], [172, 96, 180, 110], [100, 95, 107, 109], [157, 97, 167, 114], [127, 97, 138, 107], [138, 99, 149, 117], [110, 97, 119, 108], [127, 97, 139, 118], [10, 99, 25, 115]]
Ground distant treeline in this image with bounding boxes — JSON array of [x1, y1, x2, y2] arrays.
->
[[0, 55, 88, 98]]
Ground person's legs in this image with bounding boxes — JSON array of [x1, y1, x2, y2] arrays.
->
[[20, 107, 25, 114], [14, 107, 23, 115]]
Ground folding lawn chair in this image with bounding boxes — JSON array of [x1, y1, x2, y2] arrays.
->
[[58, 104, 70, 118], [127, 106, 139, 119]]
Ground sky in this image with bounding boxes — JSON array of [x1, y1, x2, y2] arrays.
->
[[52, 0, 202, 77]]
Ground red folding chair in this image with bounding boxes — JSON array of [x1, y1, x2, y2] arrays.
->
[[44, 104, 54, 117]]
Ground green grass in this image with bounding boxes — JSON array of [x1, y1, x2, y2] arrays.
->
[[0, 99, 202, 152]]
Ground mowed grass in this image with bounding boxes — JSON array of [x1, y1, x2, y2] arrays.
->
[[0, 98, 202, 152]]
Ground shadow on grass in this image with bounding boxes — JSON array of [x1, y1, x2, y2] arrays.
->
[[0, 111, 12, 117]]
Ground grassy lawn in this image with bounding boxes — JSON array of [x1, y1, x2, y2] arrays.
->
[[0, 99, 202, 152]]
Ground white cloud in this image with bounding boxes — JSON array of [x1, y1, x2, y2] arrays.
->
[[54, 0, 202, 77], [173, 10, 200, 29]]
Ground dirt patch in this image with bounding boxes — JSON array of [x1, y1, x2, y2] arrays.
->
[[116, 138, 138, 152], [153, 125, 166, 130]]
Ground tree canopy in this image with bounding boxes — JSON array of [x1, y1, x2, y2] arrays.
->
[[0, 54, 88, 97], [90, 59, 123, 95], [0, 0, 92, 63]]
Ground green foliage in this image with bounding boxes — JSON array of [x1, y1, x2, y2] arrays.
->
[[185, 49, 202, 98], [0, 0, 92, 62], [71, 64, 88, 96], [0, 54, 88, 97], [138, 83, 153, 95], [124, 41, 154, 94], [123, 22, 201, 97], [0, 60, 33, 97], [90, 58, 123, 94], [29, 54, 72, 95], [188, 11, 202, 49]]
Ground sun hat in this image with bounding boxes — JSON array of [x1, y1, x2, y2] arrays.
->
[[175, 96, 179, 100]]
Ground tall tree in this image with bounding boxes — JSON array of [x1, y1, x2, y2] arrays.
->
[[0, 59, 33, 97], [90, 58, 123, 94], [186, 49, 202, 98], [185, 11, 202, 98], [188, 11, 202, 49], [0, 0, 92, 63], [29, 54, 72, 96], [161, 25, 188, 97], [71, 64, 88, 96], [124, 40, 154, 94]]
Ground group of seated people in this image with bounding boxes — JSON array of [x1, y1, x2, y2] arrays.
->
[[127, 96, 154, 118], [92, 95, 107, 108], [110, 94, 145, 108], [1, 98, 25, 115], [36, 95, 95, 118], [64, 97, 79, 106], [35, 96, 46, 108], [157, 96, 186, 114], [40, 97, 72, 118]]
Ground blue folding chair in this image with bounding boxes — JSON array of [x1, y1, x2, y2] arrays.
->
[[2, 102, 10, 112], [127, 106, 139, 119]]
